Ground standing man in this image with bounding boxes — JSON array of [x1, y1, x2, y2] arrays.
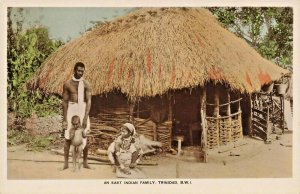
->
[[61, 62, 93, 170]]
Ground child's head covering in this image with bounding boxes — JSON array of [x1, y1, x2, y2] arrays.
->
[[123, 123, 136, 136]]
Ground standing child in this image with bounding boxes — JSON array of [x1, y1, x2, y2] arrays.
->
[[69, 115, 86, 172]]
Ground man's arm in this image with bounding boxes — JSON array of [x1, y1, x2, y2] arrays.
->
[[62, 83, 69, 130], [82, 80, 91, 129], [82, 129, 87, 138], [69, 128, 75, 140]]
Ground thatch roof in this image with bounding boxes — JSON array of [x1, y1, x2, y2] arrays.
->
[[27, 7, 288, 100]]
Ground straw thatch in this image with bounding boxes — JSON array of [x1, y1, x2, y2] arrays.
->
[[27, 7, 288, 101]]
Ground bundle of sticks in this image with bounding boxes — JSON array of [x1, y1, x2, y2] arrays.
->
[[134, 118, 156, 140], [89, 116, 167, 154], [157, 121, 172, 150], [89, 117, 120, 150], [92, 112, 129, 129]]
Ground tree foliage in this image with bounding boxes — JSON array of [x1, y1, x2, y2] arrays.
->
[[7, 8, 63, 118], [208, 7, 293, 69]]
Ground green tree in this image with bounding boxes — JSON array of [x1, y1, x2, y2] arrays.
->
[[208, 7, 293, 69], [7, 8, 63, 118]]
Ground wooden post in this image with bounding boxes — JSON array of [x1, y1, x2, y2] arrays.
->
[[226, 89, 231, 116], [137, 101, 140, 118], [237, 93, 241, 112], [176, 136, 183, 178], [213, 85, 220, 117], [248, 94, 253, 137], [189, 123, 193, 146], [129, 102, 135, 123], [168, 93, 173, 149], [200, 86, 207, 162], [226, 88, 232, 141], [281, 95, 285, 134], [214, 85, 220, 147], [237, 93, 243, 139], [153, 122, 157, 141], [168, 94, 173, 122], [266, 106, 270, 141]]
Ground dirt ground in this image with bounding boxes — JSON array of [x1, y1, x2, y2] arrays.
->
[[7, 133, 292, 179]]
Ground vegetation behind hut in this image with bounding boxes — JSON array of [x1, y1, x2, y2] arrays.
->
[[208, 7, 293, 69], [7, 8, 63, 118]]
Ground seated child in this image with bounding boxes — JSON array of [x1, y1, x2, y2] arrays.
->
[[69, 115, 86, 172], [107, 123, 143, 175]]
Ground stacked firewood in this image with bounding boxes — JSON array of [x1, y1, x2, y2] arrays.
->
[[134, 118, 156, 140], [157, 121, 172, 151], [134, 118, 172, 151], [88, 106, 172, 152], [89, 108, 130, 150], [89, 119, 119, 150], [95, 108, 130, 129]]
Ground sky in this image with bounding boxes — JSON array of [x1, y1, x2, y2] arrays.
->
[[11, 7, 135, 42], [10, 7, 270, 43]]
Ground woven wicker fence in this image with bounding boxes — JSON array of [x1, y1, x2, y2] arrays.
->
[[134, 118, 172, 151], [89, 107, 172, 151], [205, 97, 243, 149], [205, 112, 243, 149]]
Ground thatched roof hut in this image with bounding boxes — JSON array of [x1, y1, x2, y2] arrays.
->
[[27, 8, 290, 152], [27, 7, 288, 101]]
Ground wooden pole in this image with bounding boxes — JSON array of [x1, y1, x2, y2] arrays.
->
[[214, 85, 220, 147], [153, 122, 157, 141], [176, 138, 182, 178], [213, 85, 220, 117], [129, 102, 135, 123], [248, 94, 253, 137], [266, 106, 271, 141], [200, 86, 207, 162], [226, 88, 232, 141], [137, 101, 140, 118], [168, 93, 173, 149], [281, 95, 285, 134], [175, 136, 184, 178], [237, 93, 243, 139], [189, 123, 193, 146], [168, 94, 173, 122], [226, 89, 231, 116]]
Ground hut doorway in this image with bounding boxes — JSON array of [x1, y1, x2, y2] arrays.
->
[[172, 88, 201, 146]]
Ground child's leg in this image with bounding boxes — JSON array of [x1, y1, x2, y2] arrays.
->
[[77, 145, 83, 170], [131, 151, 139, 164], [72, 146, 76, 172]]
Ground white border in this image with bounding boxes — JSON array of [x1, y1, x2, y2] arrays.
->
[[1, 0, 300, 194]]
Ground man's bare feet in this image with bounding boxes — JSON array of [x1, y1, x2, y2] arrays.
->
[[122, 168, 131, 175], [59, 164, 69, 171], [112, 166, 116, 173], [83, 163, 95, 170]]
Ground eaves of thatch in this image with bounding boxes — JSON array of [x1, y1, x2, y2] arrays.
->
[[27, 7, 289, 101]]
